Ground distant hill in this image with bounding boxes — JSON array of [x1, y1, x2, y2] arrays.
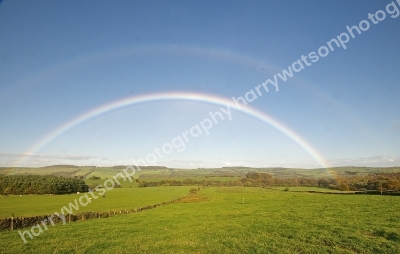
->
[[112, 165, 168, 169], [42, 164, 80, 168], [1, 165, 400, 180]]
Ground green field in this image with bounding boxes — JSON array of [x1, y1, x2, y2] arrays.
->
[[0, 186, 192, 218], [271, 186, 350, 193], [1, 187, 400, 253], [3, 166, 400, 180]]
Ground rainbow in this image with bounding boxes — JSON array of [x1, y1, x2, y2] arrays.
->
[[23, 91, 330, 171]]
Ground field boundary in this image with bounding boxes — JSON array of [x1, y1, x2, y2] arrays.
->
[[0, 193, 194, 231], [273, 188, 400, 196]]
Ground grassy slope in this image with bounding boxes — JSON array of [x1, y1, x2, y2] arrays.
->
[[1, 187, 400, 253], [2, 166, 400, 181], [139, 176, 241, 182], [272, 186, 346, 192], [0, 186, 192, 218]]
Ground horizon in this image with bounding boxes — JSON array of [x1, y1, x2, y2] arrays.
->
[[2, 164, 399, 170]]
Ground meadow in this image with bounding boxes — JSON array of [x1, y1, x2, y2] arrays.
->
[[1, 187, 400, 253], [271, 186, 347, 192], [0, 186, 192, 218]]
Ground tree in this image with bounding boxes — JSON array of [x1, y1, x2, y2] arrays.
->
[[3, 187, 11, 195], [376, 180, 386, 195], [339, 183, 349, 191]]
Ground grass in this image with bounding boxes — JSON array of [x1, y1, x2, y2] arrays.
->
[[1, 187, 400, 253], [272, 186, 347, 192], [84, 167, 123, 180], [3, 165, 400, 180], [0, 186, 192, 218], [139, 176, 240, 182], [0, 166, 98, 175], [84, 178, 139, 188]]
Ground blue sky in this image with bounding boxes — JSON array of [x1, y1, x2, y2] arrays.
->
[[0, 0, 399, 168]]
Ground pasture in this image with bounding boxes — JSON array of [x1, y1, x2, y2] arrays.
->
[[3, 165, 400, 181], [271, 186, 346, 192], [0, 186, 192, 218], [1, 187, 400, 253]]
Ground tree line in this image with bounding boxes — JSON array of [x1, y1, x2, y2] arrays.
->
[[138, 172, 400, 192], [0, 175, 88, 195], [138, 173, 282, 188]]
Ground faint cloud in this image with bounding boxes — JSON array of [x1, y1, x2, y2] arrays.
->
[[162, 159, 221, 168], [0, 152, 102, 167], [327, 155, 399, 167], [393, 124, 400, 130], [0, 152, 97, 161], [232, 159, 265, 163]]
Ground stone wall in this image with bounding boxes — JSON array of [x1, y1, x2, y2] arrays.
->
[[0, 195, 186, 231]]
